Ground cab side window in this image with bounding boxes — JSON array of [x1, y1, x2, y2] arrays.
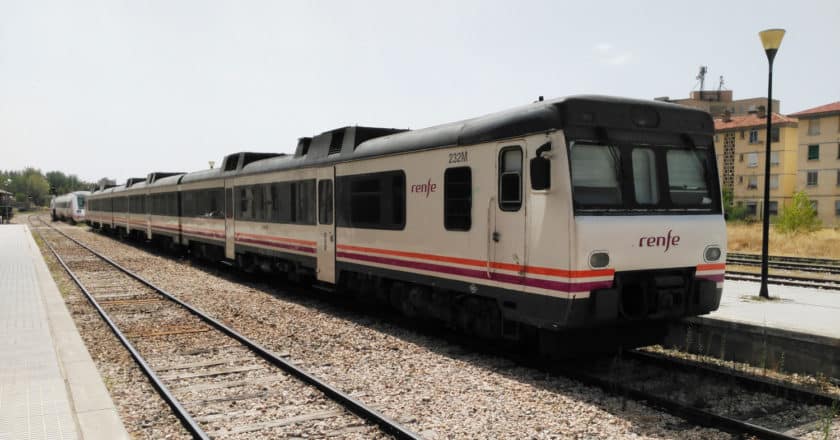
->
[[499, 147, 522, 211]]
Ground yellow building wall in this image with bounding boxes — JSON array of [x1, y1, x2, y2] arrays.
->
[[715, 123, 799, 217], [796, 114, 840, 226]]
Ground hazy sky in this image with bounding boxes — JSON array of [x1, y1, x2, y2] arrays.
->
[[1, 0, 838, 183]]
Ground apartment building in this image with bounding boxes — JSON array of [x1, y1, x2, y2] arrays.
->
[[789, 102, 840, 227], [713, 108, 799, 218]]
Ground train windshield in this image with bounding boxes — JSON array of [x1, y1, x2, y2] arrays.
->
[[569, 141, 720, 214], [77, 195, 86, 209]]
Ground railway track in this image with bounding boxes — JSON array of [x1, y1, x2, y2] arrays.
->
[[725, 270, 840, 290], [33, 217, 839, 438], [727, 252, 840, 276], [555, 349, 839, 440], [31, 216, 419, 439]]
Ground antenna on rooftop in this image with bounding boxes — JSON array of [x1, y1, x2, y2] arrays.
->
[[717, 75, 725, 100], [696, 66, 708, 94]]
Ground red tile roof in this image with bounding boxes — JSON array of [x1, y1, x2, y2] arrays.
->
[[788, 101, 840, 118], [714, 112, 797, 131]]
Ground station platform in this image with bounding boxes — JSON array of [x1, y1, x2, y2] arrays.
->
[[711, 279, 840, 340], [0, 225, 128, 440], [666, 279, 840, 379]]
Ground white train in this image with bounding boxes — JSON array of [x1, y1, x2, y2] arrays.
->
[[86, 95, 726, 348], [51, 191, 90, 223]]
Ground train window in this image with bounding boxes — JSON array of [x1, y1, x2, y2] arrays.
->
[[499, 147, 522, 211], [297, 179, 316, 225], [632, 148, 659, 204], [337, 171, 405, 230], [252, 185, 264, 220], [444, 167, 471, 230], [318, 180, 333, 225], [666, 149, 711, 206], [77, 196, 86, 209], [570, 143, 623, 206]]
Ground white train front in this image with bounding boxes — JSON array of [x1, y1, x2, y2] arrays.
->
[[51, 191, 90, 224], [86, 95, 726, 346]]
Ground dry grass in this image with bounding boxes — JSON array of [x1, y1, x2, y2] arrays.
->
[[727, 223, 840, 259]]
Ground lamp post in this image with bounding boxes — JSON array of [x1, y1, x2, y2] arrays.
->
[[758, 28, 785, 299]]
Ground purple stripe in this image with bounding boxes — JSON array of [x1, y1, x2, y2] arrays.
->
[[337, 251, 612, 293], [236, 237, 316, 254], [697, 273, 725, 282], [183, 230, 225, 240]]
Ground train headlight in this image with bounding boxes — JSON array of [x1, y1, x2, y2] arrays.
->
[[589, 251, 610, 269], [704, 246, 722, 262]]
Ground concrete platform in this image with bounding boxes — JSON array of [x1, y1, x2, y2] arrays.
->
[[665, 279, 840, 379], [711, 279, 840, 339], [0, 225, 129, 440]]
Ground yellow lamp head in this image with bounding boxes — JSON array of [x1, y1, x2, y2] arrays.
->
[[759, 28, 785, 53]]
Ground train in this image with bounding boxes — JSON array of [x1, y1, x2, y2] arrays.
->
[[51, 191, 90, 224], [84, 95, 726, 350]]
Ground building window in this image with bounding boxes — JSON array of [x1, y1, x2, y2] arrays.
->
[[748, 176, 758, 189], [808, 118, 820, 136], [807, 171, 818, 186], [745, 201, 757, 216], [714, 134, 719, 142], [771, 126, 780, 143], [770, 151, 780, 166], [837, 143, 840, 159], [499, 147, 523, 211], [770, 175, 779, 190], [444, 167, 472, 231], [740, 130, 745, 140], [768, 201, 778, 216], [747, 152, 758, 168], [739, 153, 744, 162], [836, 170, 840, 186], [749, 129, 759, 144], [835, 200, 840, 216], [811, 200, 818, 212], [738, 175, 743, 183], [808, 144, 820, 160]]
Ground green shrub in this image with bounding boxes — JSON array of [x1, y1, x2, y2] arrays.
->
[[776, 191, 821, 233]]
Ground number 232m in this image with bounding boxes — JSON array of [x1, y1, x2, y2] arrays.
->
[[448, 151, 468, 164]]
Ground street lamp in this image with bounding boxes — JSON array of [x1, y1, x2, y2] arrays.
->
[[758, 28, 785, 299]]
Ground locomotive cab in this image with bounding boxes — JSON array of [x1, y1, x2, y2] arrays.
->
[[549, 99, 725, 327]]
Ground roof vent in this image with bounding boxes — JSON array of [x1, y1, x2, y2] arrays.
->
[[757, 105, 767, 119], [297, 137, 312, 156], [328, 130, 344, 155], [723, 109, 732, 122]]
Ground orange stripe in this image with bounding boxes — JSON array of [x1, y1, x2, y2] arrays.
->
[[337, 244, 613, 278], [697, 263, 726, 271], [235, 232, 316, 247]]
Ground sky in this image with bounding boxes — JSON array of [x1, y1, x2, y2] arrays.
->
[[1, 0, 838, 184]]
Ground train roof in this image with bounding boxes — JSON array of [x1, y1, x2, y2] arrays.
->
[[237, 95, 712, 176], [90, 95, 714, 187], [53, 191, 91, 201], [148, 173, 184, 188]]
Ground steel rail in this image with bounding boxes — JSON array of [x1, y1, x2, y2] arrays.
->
[[552, 362, 801, 440], [726, 270, 840, 290], [34, 217, 422, 440], [625, 349, 839, 407], [728, 252, 840, 267], [30, 218, 211, 440]]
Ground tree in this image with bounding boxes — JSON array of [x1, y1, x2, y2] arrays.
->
[[776, 191, 821, 233], [722, 188, 749, 221]]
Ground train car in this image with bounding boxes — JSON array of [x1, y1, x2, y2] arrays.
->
[[50, 191, 90, 224], [147, 172, 185, 248], [91, 95, 725, 348]]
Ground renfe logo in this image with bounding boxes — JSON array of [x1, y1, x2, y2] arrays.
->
[[639, 229, 681, 252], [411, 179, 437, 198]]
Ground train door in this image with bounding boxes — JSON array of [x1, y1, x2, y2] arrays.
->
[[224, 181, 235, 259], [491, 143, 527, 282], [316, 167, 336, 284]]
